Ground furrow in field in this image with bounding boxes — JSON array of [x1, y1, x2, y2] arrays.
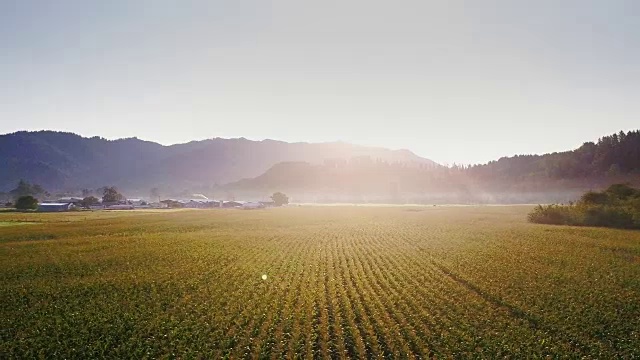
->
[[360, 229, 451, 355], [338, 245, 385, 358], [361, 226, 490, 354], [239, 251, 302, 359], [316, 256, 331, 359], [278, 232, 313, 358], [386, 231, 551, 355], [333, 228, 370, 359], [391, 230, 597, 355], [432, 261, 596, 357], [326, 230, 354, 359], [348, 229, 432, 357], [353, 228, 428, 356], [251, 237, 309, 358], [220, 234, 291, 358], [335, 227, 413, 358]]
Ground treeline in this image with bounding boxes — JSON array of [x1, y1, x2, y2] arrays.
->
[[0, 179, 129, 209], [226, 130, 640, 203], [3, 130, 639, 204], [528, 184, 640, 229], [467, 130, 640, 180], [0, 180, 50, 206]]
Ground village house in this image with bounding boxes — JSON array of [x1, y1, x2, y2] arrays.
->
[[38, 203, 75, 212]]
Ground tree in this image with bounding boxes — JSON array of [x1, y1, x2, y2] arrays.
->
[[607, 163, 621, 177], [605, 183, 637, 200], [102, 187, 124, 203], [10, 180, 31, 198], [9, 180, 48, 200], [80, 196, 100, 208], [15, 195, 38, 210], [579, 191, 609, 205], [81, 189, 92, 197], [271, 192, 289, 206], [150, 188, 160, 202]]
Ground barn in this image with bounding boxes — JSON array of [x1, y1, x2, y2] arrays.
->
[[105, 204, 135, 210], [56, 197, 84, 205], [242, 202, 264, 210], [222, 201, 243, 208], [38, 203, 74, 212]]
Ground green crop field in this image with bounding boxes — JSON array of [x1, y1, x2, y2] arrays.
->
[[1, 206, 639, 358]]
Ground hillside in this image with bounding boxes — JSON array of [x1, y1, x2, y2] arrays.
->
[[0, 131, 436, 193], [226, 130, 640, 203], [467, 130, 640, 181], [2, 130, 638, 203]]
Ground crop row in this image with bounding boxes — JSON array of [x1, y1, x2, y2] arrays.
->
[[2, 207, 639, 358]]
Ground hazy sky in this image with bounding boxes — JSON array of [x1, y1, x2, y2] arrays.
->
[[1, 0, 638, 164]]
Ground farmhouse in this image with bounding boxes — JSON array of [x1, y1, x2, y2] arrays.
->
[[38, 203, 74, 212], [184, 199, 220, 209], [57, 197, 84, 205], [242, 202, 264, 209], [105, 204, 134, 210], [222, 201, 244, 208]]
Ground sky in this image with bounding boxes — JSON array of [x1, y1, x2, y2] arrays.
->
[[1, 0, 638, 165]]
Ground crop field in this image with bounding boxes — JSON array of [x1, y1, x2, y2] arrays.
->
[[1, 206, 640, 358]]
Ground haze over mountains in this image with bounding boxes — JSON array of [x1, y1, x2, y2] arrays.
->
[[1, 130, 638, 203], [0, 131, 435, 193]]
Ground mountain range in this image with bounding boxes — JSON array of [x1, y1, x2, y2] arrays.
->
[[0, 131, 435, 194], [1, 130, 638, 203]]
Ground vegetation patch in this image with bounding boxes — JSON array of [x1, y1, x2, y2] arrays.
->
[[0, 221, 38, 227], [2, 207, 639, 358], [528, 184, 640, 229]]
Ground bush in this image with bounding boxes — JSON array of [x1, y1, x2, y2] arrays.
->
[[528, 204, 579, 226], [579, 206, 634, 228], [15, 196, 38, 210], [271, 192, 289, 206], [579, 191, 609, 205], [80, 196, 100, 208], [605, 183, 638, 200], [528, 184, 640, 229]]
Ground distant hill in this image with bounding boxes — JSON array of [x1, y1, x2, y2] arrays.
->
[[0, 131, 436, 193], [226, 130, 640, 203], [2, 130, 638, 203], [467, 130, 640, 181]]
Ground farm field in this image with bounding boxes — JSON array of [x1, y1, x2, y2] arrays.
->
[[1, 206, 639, 358]]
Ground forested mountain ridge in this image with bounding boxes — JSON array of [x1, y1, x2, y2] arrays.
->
[[467, 130, 640, 180], [226, 130, 640, 203], [1, 130, 638, 203], [0, 131, 435, 193]]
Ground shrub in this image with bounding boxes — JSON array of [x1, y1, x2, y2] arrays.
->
[[80, 196, 100, 208], [605, 183, 638, 200], [579, 191, 609, 205], [581, 206, 635, 229], [15, 196, 38, 210], [271, 192, 289, 206], [528, 205, 575, 225], [529, 184, 640, 229]]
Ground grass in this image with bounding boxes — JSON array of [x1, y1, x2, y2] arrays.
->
[[0, 221, 39, 227], [1, 206, 639, 358]]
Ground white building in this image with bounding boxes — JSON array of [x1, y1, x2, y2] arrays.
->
[[38, 203, 74, 212], [242, 202, 264, 210]]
